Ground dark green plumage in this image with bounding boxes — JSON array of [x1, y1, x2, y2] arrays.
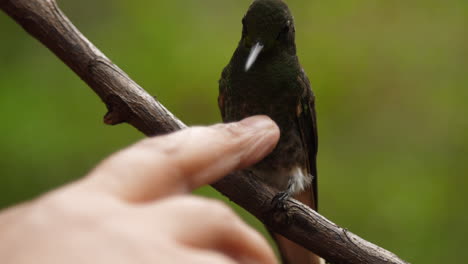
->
[[218, 1, 321, 263], [218, 0, 318, 203]]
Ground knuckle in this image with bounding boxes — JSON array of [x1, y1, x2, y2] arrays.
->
[[34, 189, 116, 220], [37, 190, 72, 214], [22, 191, 72, 228], [139, 137, 178, 156]]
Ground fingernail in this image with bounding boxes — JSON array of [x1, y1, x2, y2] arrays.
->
[[239, 115, 276, 130]]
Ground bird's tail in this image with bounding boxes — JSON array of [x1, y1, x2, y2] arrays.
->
[[270, 190, 325, 264]]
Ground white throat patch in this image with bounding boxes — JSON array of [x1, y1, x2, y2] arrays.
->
[[289, 166, 312, 194]]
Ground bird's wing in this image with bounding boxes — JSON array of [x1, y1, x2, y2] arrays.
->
[[295, 69, 319, 210], [269, 70, 322, 264]]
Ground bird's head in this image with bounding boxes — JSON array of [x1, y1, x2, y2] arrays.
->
[[241, 0, 296, 71]]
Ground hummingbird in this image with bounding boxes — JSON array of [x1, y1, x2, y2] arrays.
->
[[218, 0, 322, 263]]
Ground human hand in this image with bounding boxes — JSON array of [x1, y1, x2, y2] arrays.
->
[[0, 116, 280, 264]]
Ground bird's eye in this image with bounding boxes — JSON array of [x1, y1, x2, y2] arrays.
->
[[277, 20, 291, 40]]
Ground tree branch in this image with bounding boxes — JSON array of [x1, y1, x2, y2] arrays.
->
[[0, 1, 409, 263]]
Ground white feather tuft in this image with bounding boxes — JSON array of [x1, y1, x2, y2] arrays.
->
[[289, 166, 312, 194]]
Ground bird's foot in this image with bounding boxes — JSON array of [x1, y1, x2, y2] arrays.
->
[[270, 191, 293, 226], [271, 191, 290, 211]]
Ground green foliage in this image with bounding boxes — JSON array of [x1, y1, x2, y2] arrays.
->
[[1, 0, 466, 262]]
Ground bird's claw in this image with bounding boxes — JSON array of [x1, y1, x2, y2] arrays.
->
[[271, 191, 290, 211]]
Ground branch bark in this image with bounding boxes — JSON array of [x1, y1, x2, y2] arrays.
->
[[0, 1, 409, 263]]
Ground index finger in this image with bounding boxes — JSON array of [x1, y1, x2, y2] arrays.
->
[[83, 116, 279, 202]]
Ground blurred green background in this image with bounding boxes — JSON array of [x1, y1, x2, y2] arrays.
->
[[1, 0, 467, 263]]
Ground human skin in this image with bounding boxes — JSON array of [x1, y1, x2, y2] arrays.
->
[[0, 116, 280, 264]]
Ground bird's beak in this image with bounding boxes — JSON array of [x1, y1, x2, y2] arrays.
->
[[245, 42, 264, 72]]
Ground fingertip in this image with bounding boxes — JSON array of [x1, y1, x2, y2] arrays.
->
[[238, 115, 279, 132], [233, 116, 280, 168], [241, 115, 281, 150]]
